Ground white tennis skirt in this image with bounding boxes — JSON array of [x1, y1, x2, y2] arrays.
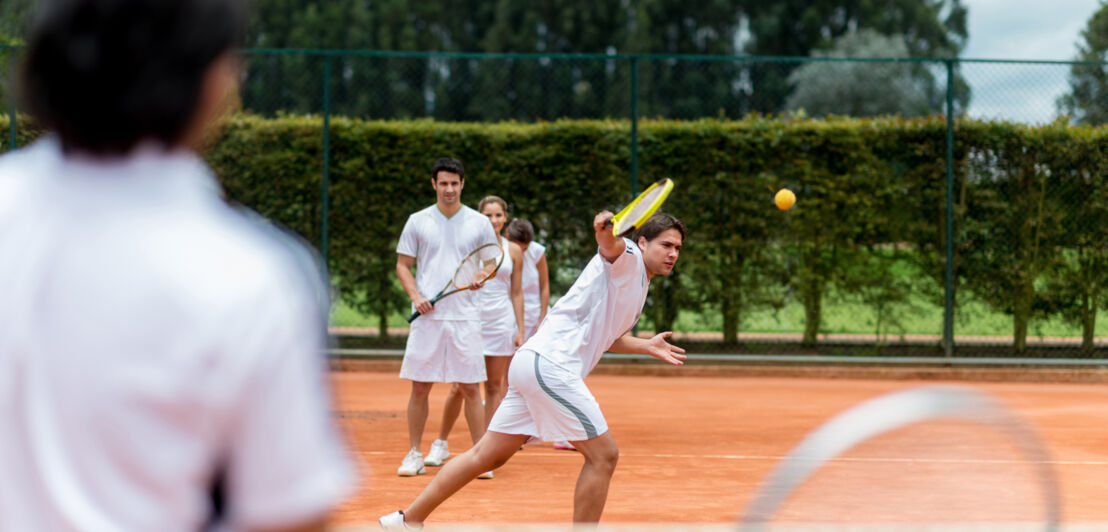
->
[[487, 350, 608, 442], [401, 318, 486, 383], [481, 307, 518, 356]]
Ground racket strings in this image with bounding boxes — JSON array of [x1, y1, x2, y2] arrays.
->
[[624, 186, 666, 221], [451, 244, 503, 288]]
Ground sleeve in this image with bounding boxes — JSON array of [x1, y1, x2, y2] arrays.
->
[[396, 214, 419, 257], [223, 272, 359, 530], [605, 237, 642, 286], [530, 241, 546, 264]]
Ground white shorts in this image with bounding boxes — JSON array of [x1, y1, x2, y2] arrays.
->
[[487, 350, 608, 442], [401, 318, 486, 383], [481, 308, 517, 357]]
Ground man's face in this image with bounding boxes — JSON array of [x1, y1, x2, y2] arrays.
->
[[433, 171, 464, 206], [638, 228, 683, 277]]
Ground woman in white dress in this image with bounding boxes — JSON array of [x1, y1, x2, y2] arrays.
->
[[424, 196, 525, 477], [506, 218, 549, 340]]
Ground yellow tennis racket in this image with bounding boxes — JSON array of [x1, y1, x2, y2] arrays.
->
[[603, 178, 675, 237]]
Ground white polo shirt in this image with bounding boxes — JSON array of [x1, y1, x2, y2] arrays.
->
[[396, 204, 498, 320], [520, 238, 649, 377], [0, 138, 357, 532]]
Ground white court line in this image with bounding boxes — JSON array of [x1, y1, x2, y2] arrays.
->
[[356, 450, 1108, 466]]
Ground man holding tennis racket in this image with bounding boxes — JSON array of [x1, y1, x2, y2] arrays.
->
[[394, 157, 499, 477], [382, 210, 687, 528]]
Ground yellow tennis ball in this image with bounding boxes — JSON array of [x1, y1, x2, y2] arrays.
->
[[775, 188, 796, 210]]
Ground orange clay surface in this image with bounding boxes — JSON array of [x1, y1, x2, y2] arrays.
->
[[329, 369, 1108, 526]]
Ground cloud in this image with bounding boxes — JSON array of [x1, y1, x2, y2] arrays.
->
[[960, 0, 1102, 122]]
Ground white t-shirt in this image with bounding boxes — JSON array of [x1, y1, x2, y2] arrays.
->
[[396, 204, 498, 320], [0, 138, 357, 532], [520, 238, 648, 377], [521, 241, 547, 330]]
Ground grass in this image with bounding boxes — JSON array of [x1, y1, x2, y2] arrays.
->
[[330, 289, 1107, 340]]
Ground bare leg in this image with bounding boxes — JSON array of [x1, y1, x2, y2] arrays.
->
[[482, 356, 512, 429], [437, 383, 463, 440], [404, 431, 529, 524], [407, 381, 434, 450], [569, 432, 619, 523], [456, 382, 485, 445]]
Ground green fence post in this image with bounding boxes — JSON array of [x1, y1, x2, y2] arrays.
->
[[943, 59, 956, 358], [7, 97, 14, 152], [630, 55, 639, 197], [7, 59, 15, 152], [321, 55, 332, 266]]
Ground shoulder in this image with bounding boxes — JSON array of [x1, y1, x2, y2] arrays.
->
[[406, 205, 438, 223], [0, 138, 60, 219], [401, 206, 439, 235], [509, 240, 524, 259], [460, 205, 488, 223], [143, 205, 326, 324]]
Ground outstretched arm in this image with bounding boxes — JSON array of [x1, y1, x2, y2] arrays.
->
[[593, 210, 624, 263], [608, 332, 686, 365]]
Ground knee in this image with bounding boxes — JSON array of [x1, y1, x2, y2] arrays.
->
[[589, 445, 620, 475], [456, 383, 481, 401], [411, 382, 433, 398], [484, 379, 505, 398]]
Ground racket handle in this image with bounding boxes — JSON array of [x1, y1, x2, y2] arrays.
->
[[407, 298, 437, 323], [601, 216, 614, 230]]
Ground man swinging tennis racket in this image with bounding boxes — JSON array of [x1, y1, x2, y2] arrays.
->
[[381, 210, 687, 529]]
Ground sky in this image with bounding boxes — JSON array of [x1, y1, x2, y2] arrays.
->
[[959, 0, 1105, 122]]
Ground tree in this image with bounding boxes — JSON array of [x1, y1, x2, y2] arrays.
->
[[743, 0, 969, 114], [1057, 2, 1108, 124], [0, 0, 30, 112], [785, 29, 934, 118]]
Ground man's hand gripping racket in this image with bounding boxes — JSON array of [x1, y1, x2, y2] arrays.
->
[[407, 242, 505, 323]]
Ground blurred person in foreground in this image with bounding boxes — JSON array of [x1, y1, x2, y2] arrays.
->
[[0, 0, 358, 530]]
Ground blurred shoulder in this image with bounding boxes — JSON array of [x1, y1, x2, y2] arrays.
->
[[0, 138, 61, 219]]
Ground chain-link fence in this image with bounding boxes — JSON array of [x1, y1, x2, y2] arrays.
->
[[4, 47, 1106, 357]]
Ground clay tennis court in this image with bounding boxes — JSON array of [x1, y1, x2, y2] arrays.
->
[[328, 363, 1108, 528]]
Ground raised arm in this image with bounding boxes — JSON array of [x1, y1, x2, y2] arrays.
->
[[397, 253, 432, 316], [608, 332, 686, 365], [593, 210, 625, 263]]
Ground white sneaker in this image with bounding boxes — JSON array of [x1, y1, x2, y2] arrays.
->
[[477, 470, 494, 479], [397, 449, 425, 477], [379, 510, 422, 529], [424, 439, 450, 466], [553, 440, 576, 451]]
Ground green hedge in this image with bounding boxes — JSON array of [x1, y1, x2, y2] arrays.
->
[[9, 113, 1108, 354], [203, 115, 1108, 354]]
